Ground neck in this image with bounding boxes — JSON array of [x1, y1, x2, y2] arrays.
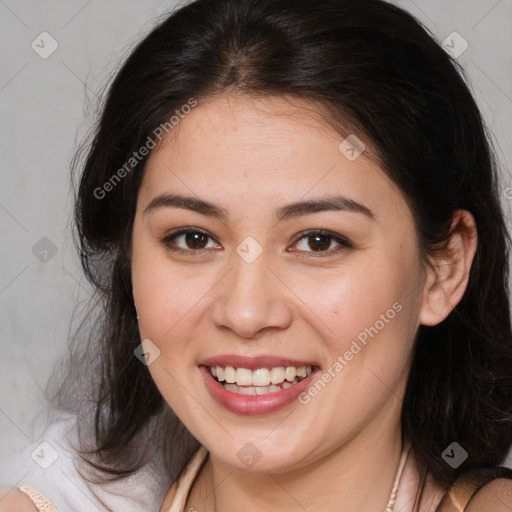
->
[[187, 404, 410, 512], [393, 450, 446, 512]]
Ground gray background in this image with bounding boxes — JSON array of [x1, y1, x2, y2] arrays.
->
[[1, 0, 511, 483]]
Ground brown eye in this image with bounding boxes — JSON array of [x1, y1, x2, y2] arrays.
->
[[291, 230, 353, 256], [161, 228, 221, 253], [183, 231, 209, 249], [307, 233, 332, 251]]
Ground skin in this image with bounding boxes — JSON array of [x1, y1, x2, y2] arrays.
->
[[466, 479, 512, 511], [4, 96, 512, 512], [0, 486, 38, 511], [130, 93, 478, 512]]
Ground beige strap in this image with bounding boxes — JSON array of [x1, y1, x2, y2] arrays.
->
[[435, 466, 512, 511], [17, 485, 60, 512], [159, 445, 209, 512]]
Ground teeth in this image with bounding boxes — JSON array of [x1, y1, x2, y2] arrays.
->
[[210, 365, 313, 388], [296, 366, 307, 377], [252, 368, 271, 386], [224, 366, 236, 383], [270, 367, 285, 384], [236, 368, 253, 386], [285, 367, 297, 382], [220, 381, 299, 395]]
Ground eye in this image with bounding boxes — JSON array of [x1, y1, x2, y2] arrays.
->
[[161, 228, 221, 253], [289, 230, 353, 256], [160, 228, 352, 256]]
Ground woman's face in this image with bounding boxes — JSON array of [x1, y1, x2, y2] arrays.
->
[[131, 94, 429, 472]]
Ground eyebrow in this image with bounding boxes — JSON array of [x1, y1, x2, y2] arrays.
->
[[143, 193, 375, 222]]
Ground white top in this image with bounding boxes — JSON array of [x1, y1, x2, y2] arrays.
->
[[9, 409, 171, 511], [13, 411, 512, 512]]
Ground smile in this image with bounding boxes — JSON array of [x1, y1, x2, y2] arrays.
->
[[209, 365, 313, 395], [199, 356, 320, 415]]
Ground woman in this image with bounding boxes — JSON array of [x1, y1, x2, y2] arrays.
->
[[2, 0, 512, 510]]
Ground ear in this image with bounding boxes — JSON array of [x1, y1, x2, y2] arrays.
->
[[419, 209, 478, 326]]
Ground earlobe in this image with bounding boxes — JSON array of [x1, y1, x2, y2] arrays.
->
[[419, 209, 478, 327]]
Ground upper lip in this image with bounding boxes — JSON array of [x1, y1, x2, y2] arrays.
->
[[199, 354, 319, 370]]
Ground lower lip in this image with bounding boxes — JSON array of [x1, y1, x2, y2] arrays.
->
[[199, 365, 318, 415]]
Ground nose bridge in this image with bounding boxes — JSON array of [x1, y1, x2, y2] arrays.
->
[[235, 240, 274, 292], [211, 240, 293, 338]]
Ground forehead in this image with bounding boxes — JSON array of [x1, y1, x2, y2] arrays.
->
[[139, 94, 407, 223]]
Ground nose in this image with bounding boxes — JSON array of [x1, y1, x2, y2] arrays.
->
[[211, 251, 293, 339]]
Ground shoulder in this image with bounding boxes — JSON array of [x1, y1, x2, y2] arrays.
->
[[465, 477, 512, 512], [0, 487, 38, 512]]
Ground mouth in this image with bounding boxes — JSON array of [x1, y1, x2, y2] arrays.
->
[[198, 356, 320, 415], [207, 364, 313, 395]]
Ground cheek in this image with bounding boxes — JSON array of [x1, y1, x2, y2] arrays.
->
[[290, 244, 422, 364], [132, 231, 180, 342], [131, 235, 218, 359], [133, 262, 201, 346], [131, 243, 207, 410]]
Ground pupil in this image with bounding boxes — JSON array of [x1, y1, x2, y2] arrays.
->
[[186, 232, 207, 249], [309, 234, 330, 251]]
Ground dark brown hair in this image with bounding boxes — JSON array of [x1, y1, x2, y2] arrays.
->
[[51, 0, 512, 490]]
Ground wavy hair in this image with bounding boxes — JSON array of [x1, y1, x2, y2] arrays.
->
[[50, 0, 512, 490]]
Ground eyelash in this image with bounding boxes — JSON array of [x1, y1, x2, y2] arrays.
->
[[160, 228, 353, 257]]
